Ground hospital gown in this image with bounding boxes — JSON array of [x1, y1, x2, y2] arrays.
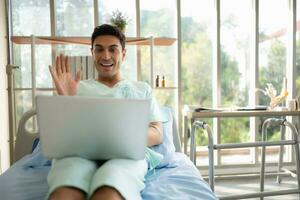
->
[[47, 79, 163, 200]]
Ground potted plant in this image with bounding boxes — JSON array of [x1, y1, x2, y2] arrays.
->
[[109, 10, 129, 33]]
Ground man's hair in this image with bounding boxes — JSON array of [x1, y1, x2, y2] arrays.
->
[[91, 24, 126, 50]]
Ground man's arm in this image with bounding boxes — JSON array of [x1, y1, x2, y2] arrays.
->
[[147, 121, 163, 146]]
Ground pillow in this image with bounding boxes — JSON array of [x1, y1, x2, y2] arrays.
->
[[24, 142, 51, 168], [150, 106, 176, 158]]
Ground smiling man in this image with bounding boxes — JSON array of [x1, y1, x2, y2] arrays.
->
[[93, 35, 125, 87], [47, 24, 163, 200]]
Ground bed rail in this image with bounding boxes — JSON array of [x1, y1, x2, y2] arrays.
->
[[14, 109, 39, 163]]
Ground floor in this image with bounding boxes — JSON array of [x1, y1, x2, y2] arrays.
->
[[213, 175, 299, 200]]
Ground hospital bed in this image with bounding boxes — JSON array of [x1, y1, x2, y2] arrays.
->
[[0, 106, 217, 200]]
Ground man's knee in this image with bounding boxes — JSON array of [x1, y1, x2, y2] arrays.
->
[[49, 186, 86, 200], [90, 186, 124, 200]]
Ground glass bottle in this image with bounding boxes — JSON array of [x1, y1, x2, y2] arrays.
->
[[155, 75, 160, 87], [161, 76, 165, 87]]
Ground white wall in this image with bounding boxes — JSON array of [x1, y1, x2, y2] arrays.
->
[[0, 0, 9, 172]]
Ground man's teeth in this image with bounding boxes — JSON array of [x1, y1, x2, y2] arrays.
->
[[101, 63, 113, 67]]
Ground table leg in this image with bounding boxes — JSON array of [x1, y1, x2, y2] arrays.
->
[[277, 124, 285, 184]]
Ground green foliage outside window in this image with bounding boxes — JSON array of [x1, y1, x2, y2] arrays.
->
[[11, 1, 299, 147]]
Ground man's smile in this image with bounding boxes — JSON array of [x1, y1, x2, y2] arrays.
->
[[100, 62, 114, 67]]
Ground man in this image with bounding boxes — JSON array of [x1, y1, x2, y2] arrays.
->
[[47, 24, 163, 200]]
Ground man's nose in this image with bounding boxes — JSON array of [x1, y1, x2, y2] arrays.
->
[[102, 49, 111, 59]]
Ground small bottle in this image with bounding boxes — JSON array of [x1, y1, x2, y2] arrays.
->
[[155, 75, 160, 87], [161, 76, 165, 87]]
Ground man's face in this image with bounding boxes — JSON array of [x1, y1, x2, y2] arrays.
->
[[91, 35, 126, 80]]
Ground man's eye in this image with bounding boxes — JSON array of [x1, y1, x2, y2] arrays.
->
[[94, 48, 103, 53], [109, 48, 116, 53]]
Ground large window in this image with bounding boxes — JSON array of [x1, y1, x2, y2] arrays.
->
[[181, 0, 213, 107], [55, 0, 94, 64], [9, 0, 299, 171], [11, 0, 51, 126], [219, 0, 252, 164], [296, 0, 300, 97], [181, 0, 214, 163], [98, 0, 136, 36], [56, 0, 94, 36], [258, 0, 290, 162], [10, 0, 179, 139], [12, 0, 50, 36], [98, 0, 137, 80], [140, 0, 177, 107], [259, 0, 288, 105]]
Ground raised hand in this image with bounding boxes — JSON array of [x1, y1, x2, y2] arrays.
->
[[49, 54, 81, 96]]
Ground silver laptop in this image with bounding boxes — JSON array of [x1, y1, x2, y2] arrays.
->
[[36, 95, 150, 160]]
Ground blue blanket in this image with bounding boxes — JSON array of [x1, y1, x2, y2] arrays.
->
[[0, 149, 216, 200]]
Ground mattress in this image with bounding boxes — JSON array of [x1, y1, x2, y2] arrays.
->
[[0, 149, 216, 200]]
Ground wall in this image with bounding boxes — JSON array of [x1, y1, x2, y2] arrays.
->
[[0, 0, 9, 172]]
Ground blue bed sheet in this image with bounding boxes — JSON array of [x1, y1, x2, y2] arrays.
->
[[143, 152, 217, 200], [0, 147, 217, 200]]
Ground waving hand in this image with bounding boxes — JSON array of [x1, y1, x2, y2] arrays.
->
[[49, 54, 81, 96]]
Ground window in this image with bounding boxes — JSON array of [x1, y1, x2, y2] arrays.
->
[[259, 0, 288, 104], [140, 0, 177, 108], [9, 0, 298, 171], [98, 0, 137, 81], [12, 0, 50, 36], [258, 0, 289, 162], [181, 0, 213, 107], [220, 0, 252, 164], [56, 0, 94, 36], [11, 0, 51, 129], [55, 0, 94, 68], [181, 1, 214, 161], [98, 0, 136, 37], [296, 0, 300, 97]]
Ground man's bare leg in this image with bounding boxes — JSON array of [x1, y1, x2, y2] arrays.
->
[[49, 187, 86, 200], [90, 186, 124, 200]]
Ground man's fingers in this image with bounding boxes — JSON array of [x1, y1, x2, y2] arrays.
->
[[56, 55, 62, 76], [75, 70, 82, 82], [49, 65, 58, 83], [49, 65, 58, 81], [60, 54, 66, 73], [65, 55, 71, 73]]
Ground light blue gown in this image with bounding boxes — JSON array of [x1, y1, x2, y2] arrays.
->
[[47, 79, 163, 200]]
